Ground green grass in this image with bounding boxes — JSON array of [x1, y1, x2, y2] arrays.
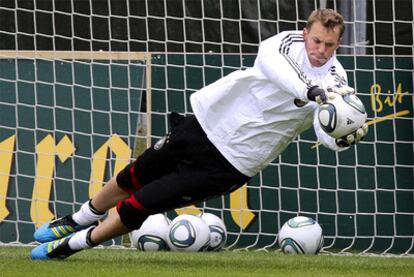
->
[[0, 246, 413, 277]]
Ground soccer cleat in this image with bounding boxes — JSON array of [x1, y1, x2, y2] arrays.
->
[[34, 215, 95, 243], [31, 236, 80, 260]]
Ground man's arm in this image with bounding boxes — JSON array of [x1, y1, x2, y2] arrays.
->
[[254, 32, 313, 101]]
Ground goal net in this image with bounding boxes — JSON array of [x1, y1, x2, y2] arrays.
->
[[0, 0, 413, 255]]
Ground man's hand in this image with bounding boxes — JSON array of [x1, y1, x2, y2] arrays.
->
[[335, 123, 369, 147]]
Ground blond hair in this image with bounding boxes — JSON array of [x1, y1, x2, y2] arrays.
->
[[306, 9, 345, 38]]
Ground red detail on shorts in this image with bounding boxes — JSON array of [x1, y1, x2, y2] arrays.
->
[[116, 196, 145, 215], [129, 164, 142, 191], [126, 196, 145, 210], [116, 201, 123, 213], [118, 163, 143, 195]]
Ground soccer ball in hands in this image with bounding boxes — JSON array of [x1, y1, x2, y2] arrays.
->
[[198, 213, 227, 251], [318, 92, 367, 139], [167, 214, 210, 252], [130, 213, 171, 251], [278, 216, 324, 254]]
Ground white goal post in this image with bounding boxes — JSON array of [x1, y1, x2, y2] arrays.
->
[[0, 0, 413, 255]]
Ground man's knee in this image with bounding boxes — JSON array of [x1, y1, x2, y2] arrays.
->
[[116, 196, 152, 230], [116, 163, 143, 195]]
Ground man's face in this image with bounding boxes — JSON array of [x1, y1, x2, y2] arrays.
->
[[303, 21, 341, 67]]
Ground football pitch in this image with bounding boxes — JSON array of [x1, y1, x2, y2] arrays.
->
[[0, 246, 413, 277]]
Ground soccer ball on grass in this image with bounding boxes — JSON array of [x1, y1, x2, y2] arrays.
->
[[167, 214, 210, 252], [278, 216, 324, 254], [318, 93, 367, 139], [130, 213, 171, 251], [198, 212, 227, 251]]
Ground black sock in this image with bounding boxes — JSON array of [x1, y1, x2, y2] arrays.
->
[[88, 200, 105, 215], [86, 227, 99, 247]]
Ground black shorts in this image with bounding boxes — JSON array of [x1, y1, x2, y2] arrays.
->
[[116, 112, 249, 229]]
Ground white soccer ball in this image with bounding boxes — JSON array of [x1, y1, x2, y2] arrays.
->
[[130, 213, 170, 251], [318, 93, 367, 139], [198, 213, 227, 251], [167, 214, 210, 252], [278, 216, 324, 254]]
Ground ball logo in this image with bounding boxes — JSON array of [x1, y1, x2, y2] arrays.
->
[[343, 94, 366, 114], [208, 225, 226, 250], [198, 213, 228, 251], [280, 238, 305, 254], [169, 219, 196, 248], [138, 235, 168, 251], [287, 217, 316, 228], [346, 118, 354, 125], [318, 103, 337, 132]]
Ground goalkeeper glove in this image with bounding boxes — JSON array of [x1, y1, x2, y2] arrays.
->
[[307, 86, 327, 104], [327, 85, 355, 96], [307, 86, 337, 104], [308, 85, 356, 104], [335, 123, 369, 147]]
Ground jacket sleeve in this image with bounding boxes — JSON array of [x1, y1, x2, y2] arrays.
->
[[254, 32, 314, 101]]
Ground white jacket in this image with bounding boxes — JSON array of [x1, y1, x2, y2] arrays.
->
[[190, 31, 348, 177]]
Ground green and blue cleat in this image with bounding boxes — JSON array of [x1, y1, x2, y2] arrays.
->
[[34, 215, 93, 243], [31, 236, 80, 260]]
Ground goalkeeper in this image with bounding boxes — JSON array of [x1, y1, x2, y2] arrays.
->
[[31, 8, 368, 259]]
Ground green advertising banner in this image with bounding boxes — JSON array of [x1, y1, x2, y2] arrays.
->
[[0, 53, 412, 254]]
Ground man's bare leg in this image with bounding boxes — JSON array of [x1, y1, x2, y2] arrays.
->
[[31, 176, 134, 260], [87, 176, 132, 244], [79, 175, 132, 243], [32, 176, 130, 243], [90, 211, 131, 244], [90, 176, 130, 212]]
